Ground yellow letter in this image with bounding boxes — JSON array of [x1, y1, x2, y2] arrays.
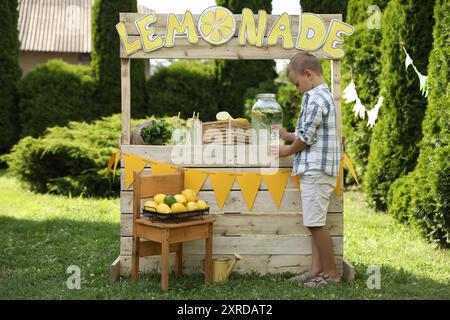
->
[[165, 11, 199, 47], [295, 13, 327, 52], [115, 22, 141, 55], [135, 14, 163, 53], [238, 8, 267, 47], [322, 19, 354, 59], [267, 13, 294, 49]]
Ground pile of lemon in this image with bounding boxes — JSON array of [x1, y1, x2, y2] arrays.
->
[[144, 189, 208, 215]]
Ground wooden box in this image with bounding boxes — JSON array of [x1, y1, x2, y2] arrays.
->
[[202, 120, 252, 145]]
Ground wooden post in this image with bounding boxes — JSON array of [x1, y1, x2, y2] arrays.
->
[[161, 230, 170, 291], [121, 58, 131, 145], [331, 59, 342, 145]]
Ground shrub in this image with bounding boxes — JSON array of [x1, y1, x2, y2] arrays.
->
[[387, 0, 450, 247], [364, 0, 435, 211], [346, 0, 390, 25], [147, 60, 220, 121], [0, 0, 21, 153], [3, 114, 180, 197], [18, 60, 97, 138]]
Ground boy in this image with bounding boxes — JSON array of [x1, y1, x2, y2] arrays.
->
[[274, 52, 341, 287]]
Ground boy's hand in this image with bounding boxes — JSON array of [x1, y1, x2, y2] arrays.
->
[[272, 124, 286, 139]]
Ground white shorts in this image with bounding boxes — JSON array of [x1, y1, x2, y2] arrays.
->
[[299, 169, 337, 227]]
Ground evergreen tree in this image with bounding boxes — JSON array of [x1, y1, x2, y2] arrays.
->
[[364, 0, 436, 211], [300, 0, 348, 20], [0, 0, 21, 153], [387, 0, 450, 247], [92, 0, 146, 118], [215, 0, 277, 117]]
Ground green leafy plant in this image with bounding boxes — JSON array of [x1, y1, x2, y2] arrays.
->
[[140, 120, 173, 145]]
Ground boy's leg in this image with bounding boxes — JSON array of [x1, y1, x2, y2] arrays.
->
[[311, 235, 322, 275], [309, 226, 341, 282]]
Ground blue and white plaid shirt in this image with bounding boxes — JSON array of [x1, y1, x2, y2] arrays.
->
[[292, 83, 341, 177]]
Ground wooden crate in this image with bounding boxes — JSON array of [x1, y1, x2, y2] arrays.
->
[[202, 120, 252, 145]]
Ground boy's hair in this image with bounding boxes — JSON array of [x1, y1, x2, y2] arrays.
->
[[286, 52, 323, 76]]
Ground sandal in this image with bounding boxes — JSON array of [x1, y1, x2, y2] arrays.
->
[[288, 270, 318, 283], [303, 273, 340, 288]]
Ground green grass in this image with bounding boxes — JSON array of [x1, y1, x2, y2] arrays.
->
[[0, 171, 449, 299]]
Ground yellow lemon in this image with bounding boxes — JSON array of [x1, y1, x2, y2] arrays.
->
[[235, 118, 249, 122], [144, 200, 158, 211], [216, 111, 233, 121], [196, 200, 208, 210], [186, 201, 199, 211], [174, 194, 187, 205], [182, 189, 197, 202], [156, 203, 171, 214], [171, 203, 187, 213], [154, 194, 166, 205], [198, 6, 236, 45]]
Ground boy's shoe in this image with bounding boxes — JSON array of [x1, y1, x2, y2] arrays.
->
[[303, 273, 341, 288], [288, 270, 317, 283]]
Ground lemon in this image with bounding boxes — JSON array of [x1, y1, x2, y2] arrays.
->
[[154, 194, 166, 205], [144, 200, 158, 211], [171, 203, 187, 213], [198, 6, 236, 45], [196, 200, 208, 210], [216, 111, 233, 121], [174, 194, 187, 205], [156, 203, 171, 214], [182, 189, 197, 202], [186, 201, 199, 211], [235, 118, 249, 122]]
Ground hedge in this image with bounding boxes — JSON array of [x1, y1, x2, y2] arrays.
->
[[364, 0, 436, 211], [3, 115, 179, 198], [0, 0, 21, 153], [346, 0, 390, 25], [387, 0, 450, 247], [147, 60, 220, 121], [18, 60, 97, 138]]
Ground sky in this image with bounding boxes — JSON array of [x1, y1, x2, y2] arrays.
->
[[138, 0, 301, 14], [137, 0, 302, 72]]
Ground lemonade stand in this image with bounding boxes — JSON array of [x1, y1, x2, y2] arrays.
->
[[111, 6, 355, 281]]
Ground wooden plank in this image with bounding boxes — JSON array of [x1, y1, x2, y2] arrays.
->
[[120, 235, 343, 256], [121, 213, 343, 237], [110, 256, 121, 281], [120, 13, 341, 37], [169, 224, 210, 244], [331, 59, 343, 145], [120, 145, 294, 168], [120, 37, 334, 60], [120, 59, 131, 145], [121, 190, 343, 213], [119, 254, 344, 275], [139, 170, 184, 198], [342, 259, 356, 282]]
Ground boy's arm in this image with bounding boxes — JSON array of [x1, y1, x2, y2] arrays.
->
[[278, 138, 308, 157]]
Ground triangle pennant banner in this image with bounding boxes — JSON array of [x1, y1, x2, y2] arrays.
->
[[236, 173, 262, 210], [334, 159, 344, 197], [124, 153, 149, 189], [184, 168, 209, 194], [291, 175, 301, 191], [263, 170, 291, 208], [151, 161, 179, 175], [209, 172, 236, 209], [342, 153, 359, 185]]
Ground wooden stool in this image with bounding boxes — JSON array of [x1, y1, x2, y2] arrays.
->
[[130, 169, 215, 291]]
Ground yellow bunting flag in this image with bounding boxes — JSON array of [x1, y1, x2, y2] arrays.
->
[[263, 170, 291, 208], [236, 173, 262, 210], [209, 172, 236, 209], [342, 153, 359, 185], [184, 168, 209, 194], [123, 153, 149, 189], [291, 175, 301, 191], [334, 160, 344, 197], [150, 161, 179, 175]]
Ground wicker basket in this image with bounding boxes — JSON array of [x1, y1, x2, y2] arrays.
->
[[202, 120, 252, 145]]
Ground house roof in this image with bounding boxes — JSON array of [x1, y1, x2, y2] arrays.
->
[[18, 0, 154, 53]]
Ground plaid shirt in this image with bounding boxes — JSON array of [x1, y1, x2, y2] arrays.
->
[[292, 83, 341, 177]]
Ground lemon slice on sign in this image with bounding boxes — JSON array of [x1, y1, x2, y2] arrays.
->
[[198, 6, 236, 45], [216, 111, 233, 121]]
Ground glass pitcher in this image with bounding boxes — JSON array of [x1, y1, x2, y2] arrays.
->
[[251, 93, 283, 145]]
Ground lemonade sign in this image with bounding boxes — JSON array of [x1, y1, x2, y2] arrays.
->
[[116, 6, 354, 59]]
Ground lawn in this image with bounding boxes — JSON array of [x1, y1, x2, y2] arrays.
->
[[0, 171, 449, 299]]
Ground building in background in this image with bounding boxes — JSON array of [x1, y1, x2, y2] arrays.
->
[[18, 0, 153, 77]]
